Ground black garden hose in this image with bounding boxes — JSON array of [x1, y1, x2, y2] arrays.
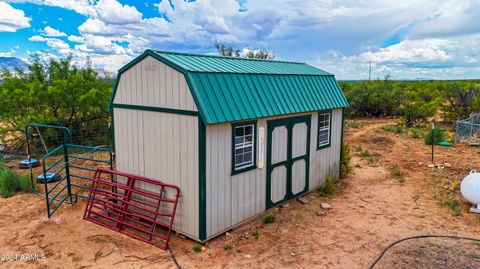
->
[[369, 235, 480, 269], [168, 246, 183, 269]]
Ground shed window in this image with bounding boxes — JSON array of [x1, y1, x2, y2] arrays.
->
[[233, 123, 256, 173], [317, 112, 331, 148]]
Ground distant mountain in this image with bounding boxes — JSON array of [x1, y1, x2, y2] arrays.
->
[[0, 57, 27, 71]]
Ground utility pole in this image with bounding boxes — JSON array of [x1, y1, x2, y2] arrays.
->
[[368, 61, 372, 80]]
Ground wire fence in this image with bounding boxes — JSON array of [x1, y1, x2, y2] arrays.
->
[[0, 124, 112, 163], [455, 113, 480, 145]]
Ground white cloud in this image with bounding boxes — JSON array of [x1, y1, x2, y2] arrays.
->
[[77, 18, 110, 35], [6, 0, 95, 16], [358, 39, 452, 64], [0, 2, 31, 32], [81, 34, 128, 55], [28, 35, 70, 55], [68, 35, 85, 43], [28, 35, 46, 42], [0, 48, 17, 57], [45, 38, 69, 50], [407, 0, 480, 38], [0, 52, 13, 57], [94, 0, 143, 24], [43, 26, 66, 37], [313, 33, 480, 80], [85, 53, 132, 72], [10, 0, 480, 78]]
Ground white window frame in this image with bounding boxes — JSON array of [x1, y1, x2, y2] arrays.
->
[[233, 124, 255, 172], [317, 112, 331, 148]]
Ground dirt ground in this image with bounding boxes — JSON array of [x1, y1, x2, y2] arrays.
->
[[2, 119, 480, 268]]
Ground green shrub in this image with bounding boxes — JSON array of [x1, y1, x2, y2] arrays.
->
[[192, 245, 202, 252], [340, 143, 352, 178], [263, 214, 276, 224], [425, 126, 445, 145], [251, 230, 259, 240], [382, 125, 405, 134], [318, 169, 335, 196], [357, 150, 381, 166], [388, 164, 404, 183], [360, 149, 371, 157], [345, 122, 364, 129], [400, 97, 438, 127], [409, 128, 424, 139], [0, 163, 32, 198], [441, 199, 461, 216]]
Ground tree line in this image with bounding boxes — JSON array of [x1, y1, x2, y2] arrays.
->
[[0, 54, 112, 149], [340, 77, 480, 127], [1, 49, 477, 152]]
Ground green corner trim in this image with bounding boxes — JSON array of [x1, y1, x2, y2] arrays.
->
[[112, 103, 199, 116], [110, 109, 115, 153], [316, 109, 332, 150], [339, 108, 345, 178], [231, 120, 258, 176], [198, 117, 207, 241]]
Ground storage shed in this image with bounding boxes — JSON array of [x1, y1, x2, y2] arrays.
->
[[108, 50, 349, 242]]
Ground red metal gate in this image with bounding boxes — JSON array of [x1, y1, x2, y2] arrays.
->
[[83, 168, 180, 250]]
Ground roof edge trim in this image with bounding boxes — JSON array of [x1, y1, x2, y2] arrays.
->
[[107, 50, 198, 112]]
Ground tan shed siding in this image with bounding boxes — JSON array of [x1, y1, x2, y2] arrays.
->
[[309, 108, 343, 189], [113, 55, 198, 111], [205, 110, 342, 238], [205, 119, 268, 238], [113, 107, 199, 239]]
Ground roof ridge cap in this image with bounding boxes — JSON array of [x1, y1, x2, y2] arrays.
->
[[154, 49, 306, 65]]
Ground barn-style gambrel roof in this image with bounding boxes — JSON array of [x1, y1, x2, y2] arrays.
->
[[108, 50, 348, 124]]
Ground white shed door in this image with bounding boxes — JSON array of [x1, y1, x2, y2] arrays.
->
[[266, 115, 311, 208]]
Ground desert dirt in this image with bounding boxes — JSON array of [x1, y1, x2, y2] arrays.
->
[[3, 119, 480, 268]]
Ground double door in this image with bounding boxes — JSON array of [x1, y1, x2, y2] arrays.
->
[[266, 115, 311, 208]]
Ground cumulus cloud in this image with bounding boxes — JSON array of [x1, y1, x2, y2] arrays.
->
[[9, 0, 480, 77], [28, 35, 45, 42], [67, 35, 84, 43], [81, 34, 129, 55], [6, 0, 95, 16], [0, 52, 13, 57], [0, 48, 17, 57], [407, 0, 480, 38], [94, 0, 143, 24], [0, 2, 31, 32], [28, 35, 70, 55], [359, 39, 452, 64], [43, 26, 66, 37], [313, 33, 480, 80]]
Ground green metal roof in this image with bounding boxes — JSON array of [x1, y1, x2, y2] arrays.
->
[[108, 50, 348, 124], [153, 50, 332, 75]]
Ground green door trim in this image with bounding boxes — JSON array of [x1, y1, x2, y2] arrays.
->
[[266, 115, 311, 209]]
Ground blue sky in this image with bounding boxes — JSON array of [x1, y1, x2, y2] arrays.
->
[[0, 0, 479, 80]]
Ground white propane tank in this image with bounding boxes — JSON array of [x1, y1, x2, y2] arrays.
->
[[461, 170, 480, 213]]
